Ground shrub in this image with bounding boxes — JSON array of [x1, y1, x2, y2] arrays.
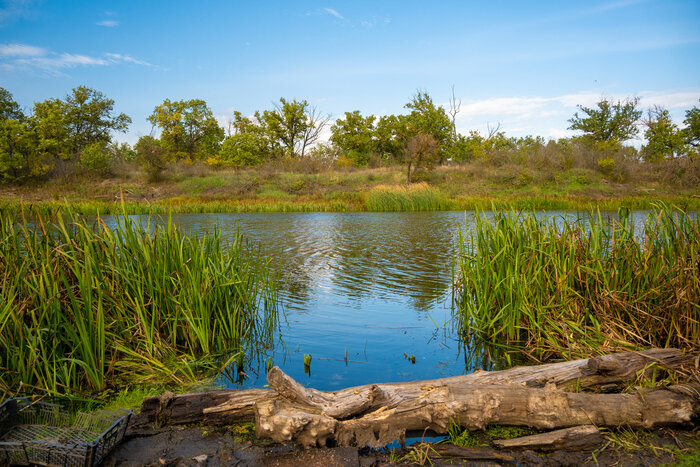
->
[[80, 141, 113, 176]]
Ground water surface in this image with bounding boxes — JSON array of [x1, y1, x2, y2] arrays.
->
[[100, 210, 653, 391]]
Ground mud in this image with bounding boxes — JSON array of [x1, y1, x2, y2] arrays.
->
[[103, 425, 698, 467]]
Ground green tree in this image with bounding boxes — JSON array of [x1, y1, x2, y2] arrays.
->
[[31, 86, 131, 160], [79, 141, 113, 175], [31, 98, 71, 159], [404, 91, 453, 160], [642, 106, 686, 162], [148, 99, 224, 160], [0, 119, 44, 182], [0, 87, 25, 121], [260, 98, 329, 158], [683, 105, 700, 151], [374, 114, 407, 160], [219, 133, 266, 166], [568, 96, 642, 144], [64, 86, 131, 154], [330, 111, 377, 165], [135, 135, 169, 181]]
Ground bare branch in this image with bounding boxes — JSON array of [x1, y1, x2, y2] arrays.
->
[[448, 85, 461, 139]]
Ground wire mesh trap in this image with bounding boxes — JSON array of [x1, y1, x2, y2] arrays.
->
[[0, 398, 132, 467]]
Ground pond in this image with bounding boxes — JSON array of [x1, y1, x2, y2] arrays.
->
[[100, 210, 653, 391]]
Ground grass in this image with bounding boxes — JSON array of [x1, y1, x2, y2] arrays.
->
[[456, 204, 700, 361], [0, 204, 278, 402], [2, 162, 698, 214]]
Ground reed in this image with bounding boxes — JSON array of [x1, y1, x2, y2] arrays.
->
[[456, 205, 699, 360], [364, 183, 451, 211], [0, 205, 278, 400]]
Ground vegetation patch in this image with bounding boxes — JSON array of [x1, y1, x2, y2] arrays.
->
[[0, 205, 278, 402], [456, 204, 699, 361]]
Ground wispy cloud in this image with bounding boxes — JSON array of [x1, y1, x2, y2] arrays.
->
[[323, 7, 344, 20], [96, 19, 119, 27], [0, 42, 154, 75], [0, 43, 45, 56], [452, 89, 700, 140]]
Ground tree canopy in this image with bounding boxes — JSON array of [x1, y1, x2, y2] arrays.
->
[[148, 99, 224, 160], [568, 97, 642, 144]]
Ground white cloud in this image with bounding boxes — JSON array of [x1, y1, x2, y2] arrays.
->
[[0, 43, 45, 56], [323, 8, 344, 20], [96, 20, 119, 27], [105, 53, 153, 67], [0, 43, 155, 74], [451, 89, 700, 140]]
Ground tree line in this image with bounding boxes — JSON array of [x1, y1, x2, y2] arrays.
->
[[1, 86, 698, 183]]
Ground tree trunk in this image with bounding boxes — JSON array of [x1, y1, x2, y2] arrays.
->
[[132, 348, 698, 444], [255, 379, 698, 447]]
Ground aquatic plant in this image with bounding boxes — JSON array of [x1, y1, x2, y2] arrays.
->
[[456, 205, 699, 360], [0, 205, 278, 400], [364, 183, 449, 211]]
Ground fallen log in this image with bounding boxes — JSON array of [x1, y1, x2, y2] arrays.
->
[[132, 348, 696, 430], [492, 425, 602, 451], [255, 377, 699, 447]]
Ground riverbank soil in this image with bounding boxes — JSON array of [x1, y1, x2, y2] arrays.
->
[[104, 424, 698, 466]]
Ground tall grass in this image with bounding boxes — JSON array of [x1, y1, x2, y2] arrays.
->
[[1, 194, 697, 216], [0, 206, 277, 400], [365, 183, 450, 211], [456, 206, 699, 360]]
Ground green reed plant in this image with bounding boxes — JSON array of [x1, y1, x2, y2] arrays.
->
[[365, 183, 450, 211], [456, 205, 699, 360], [0, 205, 277, 400]]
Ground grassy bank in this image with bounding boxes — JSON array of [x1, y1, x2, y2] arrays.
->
[[456, 205, 699, 361], [0, 206, 278, 401], [1, 163, 698, 214]]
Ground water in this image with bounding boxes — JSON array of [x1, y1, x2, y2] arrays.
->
[[99, 210, 655, 391]]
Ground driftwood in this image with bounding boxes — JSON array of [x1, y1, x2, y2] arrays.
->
[[255, 380, 698, 447], [492, 425, 603, 451], [132, 349, 699, 448], [132, 348, 694, 430]]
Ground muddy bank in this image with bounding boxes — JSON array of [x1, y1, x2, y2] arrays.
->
[[104, 424, 698, 466]]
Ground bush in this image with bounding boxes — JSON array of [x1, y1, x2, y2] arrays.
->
[[80, 142, 113, 176], [135, 136, 169, 182]]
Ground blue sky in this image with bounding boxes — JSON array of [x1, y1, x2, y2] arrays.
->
[[1, 0, 699, 145]]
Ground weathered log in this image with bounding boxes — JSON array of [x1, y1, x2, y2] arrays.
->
[[130, 389, 270, 428], [133, 348, 695, 429], [264, 348, 694, 419], [428, 445, 516, 462], [492, 425, 603, 451], [256, 373, 699, 447]]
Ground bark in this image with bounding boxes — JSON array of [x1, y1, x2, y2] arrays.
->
[[492, 425, 603, 451]]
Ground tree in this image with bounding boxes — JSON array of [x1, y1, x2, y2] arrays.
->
[[683, 105, 700, 151], [404, 133, 438, 183], [0, 119, 44, 182], [404, 91, 453, 161], [642, 106, 686, 162], [568, 96, 642, 144], [148, 99, 224, 160], [260, 98, 329, 158], [217, 110, 271, 166], [0, 87, 24, 121], [135, 135, 169, 181], [374, 114, 407, 160], [64, 86, 131, 154], [330, 111, 377, 165], [31, 86, 131, 160]]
